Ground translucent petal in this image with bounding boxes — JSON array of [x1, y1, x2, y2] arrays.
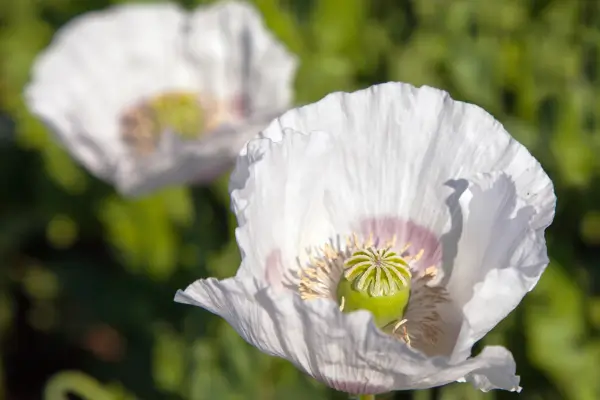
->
[[230, 130, 338, 287], [232, 83, 555, 237], [176, 278, 521, 392], [446, 173, 550, 362], [230, 83, 554, 288]]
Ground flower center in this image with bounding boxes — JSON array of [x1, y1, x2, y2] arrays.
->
[[297, 232, 449, 351], [120, 91, 228, 155], [336, 247, 412, 328], [344, 247, 411, 296], [148, 92, 205, 140]]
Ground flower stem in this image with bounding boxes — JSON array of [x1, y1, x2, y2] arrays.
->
[[348, 395, 375, 400]]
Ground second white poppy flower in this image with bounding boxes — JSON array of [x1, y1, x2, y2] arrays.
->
[[25, 1, 297, 196]]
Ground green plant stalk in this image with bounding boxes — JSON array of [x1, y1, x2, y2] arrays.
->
[[44, 371, 113, 400]]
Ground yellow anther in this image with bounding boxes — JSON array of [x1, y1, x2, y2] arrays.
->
[[400, 243, 411, 254], [424, 266, 438, 278], [384, 234, 398, 248], [323, 243, 337, 259], [392, 318, 408, 333], [412, 249, 425, 262], [365, 232, 374, 248], [402, 326, 411, 346]]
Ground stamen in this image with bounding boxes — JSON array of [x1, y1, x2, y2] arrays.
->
[[402, 325, 411, 346], [298, 239, 348, 301], [365, 232, 374, 248], [384, 234, 397, 248], [392, 318, 407, 333], [395, 267, 449, 348], [424, 266, 437, 277], [297, 231, 449, 353], [400, 242, 411, 254], [411, 248, 425, 262]]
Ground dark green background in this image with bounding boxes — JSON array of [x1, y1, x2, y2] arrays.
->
[[1, 0, 599, 399]]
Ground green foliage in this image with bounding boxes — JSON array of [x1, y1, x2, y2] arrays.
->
[[44, 371, 136, 400], [0, 0, 599, 399]]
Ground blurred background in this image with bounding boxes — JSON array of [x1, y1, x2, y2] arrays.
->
[[1, 0, 600, 399]]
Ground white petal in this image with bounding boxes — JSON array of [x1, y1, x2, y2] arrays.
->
[[233, 82, 554, 236], [187, 1, 297, 112], [176, 277, 520, 393], [230, 130, 338, 287], [230, 84, 554, 288], [25, 2, 297, 196], [24, 3, 194, 187], [222, 83, 552, 392], [460, 346, 522, 392], [446, 173, 550, 361], [186, 0, 298, 145], [409, 345, 520, 392], [175, 277, 288, 360]]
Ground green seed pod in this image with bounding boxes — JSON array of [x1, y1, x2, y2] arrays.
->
[[149, 92, 204, 140], [336, 248, 411, 328]]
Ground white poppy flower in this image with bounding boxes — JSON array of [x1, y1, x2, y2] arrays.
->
[[24, 1, 297, 196], [175, 82, 555, 395]]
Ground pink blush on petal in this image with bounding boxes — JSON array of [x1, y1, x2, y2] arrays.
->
[[262, 218, 441, 290], [229, 94, 249, 119], [264, 249, 285, 289], [328, 379, 389, 395], [359, 217, 442, 273]]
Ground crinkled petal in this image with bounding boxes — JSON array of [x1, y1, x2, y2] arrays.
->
[[184, 0, 298, 170], [176, 277, 520, 393], [229, 83, 554, 287], [232, 83, 555, 238], [460, 346, 521, 393], [175, 276, 288, 360], [187, 1, 298, 118], [25, 2, 297, 197], [447, 173, 550, 361], [24, 3, 194, 187], [230, 129, 339, 287], [221, 82, 551, 392]]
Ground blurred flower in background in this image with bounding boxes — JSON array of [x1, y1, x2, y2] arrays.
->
[[176, 82, 555, 396], [24, 1, 297, 197]]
